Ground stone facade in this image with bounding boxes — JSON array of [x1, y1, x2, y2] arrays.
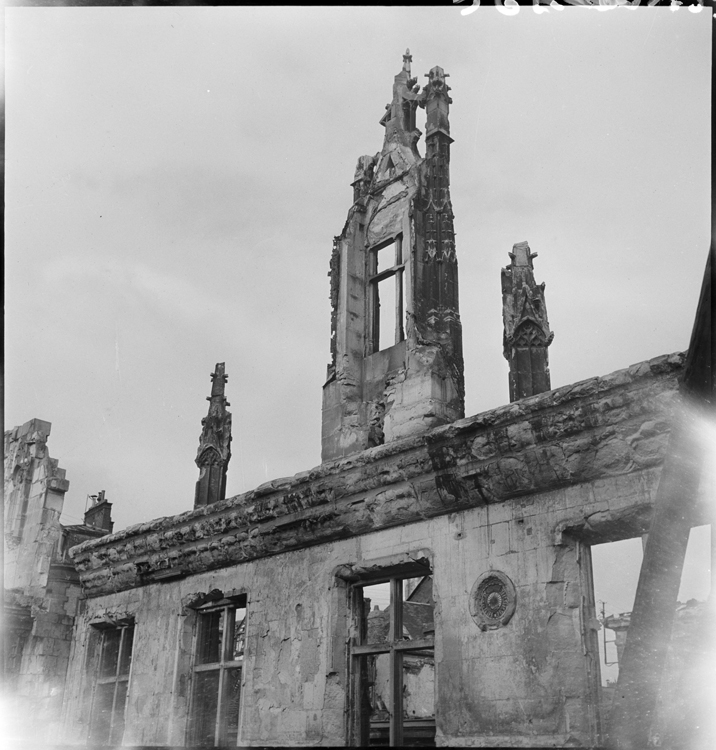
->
[[3, 419, 112, 744], [33, 52, 709, 748], [64, 349, 686, 746]]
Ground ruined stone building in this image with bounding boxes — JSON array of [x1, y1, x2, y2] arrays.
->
[[3, 419, 114, 740], [6, 52, 711, 748], [601, 597, 713, 748]]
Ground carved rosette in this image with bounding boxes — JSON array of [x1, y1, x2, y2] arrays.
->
[[469, 570, 517, 631]]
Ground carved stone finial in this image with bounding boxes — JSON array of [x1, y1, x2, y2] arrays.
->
[[420, 65, 452, 139], [194, 362, 232, 508], [379, 49, 424, 145], [501, 243, 553, 402], [402, 48, 412, 74]]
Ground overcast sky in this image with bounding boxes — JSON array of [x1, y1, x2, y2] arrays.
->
[[5, 7, 711, 615]]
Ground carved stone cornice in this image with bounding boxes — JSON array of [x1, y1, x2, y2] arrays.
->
[[71, 353, 685, 598]]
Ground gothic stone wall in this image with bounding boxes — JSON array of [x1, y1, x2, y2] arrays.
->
[[4, 419, 69, 594], [65, 352, 684, 747], [3, 419, 78, 744]]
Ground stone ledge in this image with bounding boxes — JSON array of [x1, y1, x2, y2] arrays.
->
[[70, 352, 684, 597]]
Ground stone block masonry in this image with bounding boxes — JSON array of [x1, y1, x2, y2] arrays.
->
[[3, 419, 114, 745], [62, 353, 688, 748], [71, 351, 684, 598], [58, 50, 708, 748]]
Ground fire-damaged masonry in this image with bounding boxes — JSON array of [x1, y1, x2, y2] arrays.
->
[[322, 50, 464, 461], [8, 52, 711, 748], [64, 352, 695, 748], [3, 420, 114, 740]]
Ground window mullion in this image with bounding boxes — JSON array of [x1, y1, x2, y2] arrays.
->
[[224, 605, 235, 662], [215, 666, 226, 746], [390, 578, 403, 643], [391, 648, 404, 747], [214, 606, 231, 745], [389, 578, 404, 746], [118, 626, 128, 678], [89, 630, 106, 742], [108, 627, 126, 742], [396, 269, 404, 343], [369, 245, 377, 354], [352, 586, 368, 746], [372, 279, 380, 353]]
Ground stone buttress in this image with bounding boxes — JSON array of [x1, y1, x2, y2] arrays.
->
[[502, 241, 553, 402], [322, 51, 464, 462]]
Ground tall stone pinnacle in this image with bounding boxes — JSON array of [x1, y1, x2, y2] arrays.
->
[[322, 52, 464, 462], [194, 362, 232, 508], [501, 242, 554, 402]]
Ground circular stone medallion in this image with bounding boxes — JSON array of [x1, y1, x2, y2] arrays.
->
[[469, 570, 517, 631]]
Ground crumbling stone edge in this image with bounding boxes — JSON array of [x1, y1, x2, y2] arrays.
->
[[70, 352, 685, 597]]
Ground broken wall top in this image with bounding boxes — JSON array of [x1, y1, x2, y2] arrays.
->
[[4, 418, 71, 593], [71, 352, 685, 598], [323, 52, 463, 460], [4, 418, 70, 535]]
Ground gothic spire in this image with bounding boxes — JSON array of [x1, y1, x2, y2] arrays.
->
[[194, 362, 232, 508], [501, 242, 554, 402]]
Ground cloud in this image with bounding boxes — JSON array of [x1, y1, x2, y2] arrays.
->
[[42, 254, 228, 327]]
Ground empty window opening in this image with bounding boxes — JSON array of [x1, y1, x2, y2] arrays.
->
[[592, 538, 643, 689], [89, 622, 135, 746], [593, 527, 713, 685], [677, 524, 712, 603], [189, 596, 246, 748], [376, 241, 396, 275], [351, 572, 435, 747], [377, 276, 398, 352], [370, 237, 405, 353], [590, 526, 712, 734]]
